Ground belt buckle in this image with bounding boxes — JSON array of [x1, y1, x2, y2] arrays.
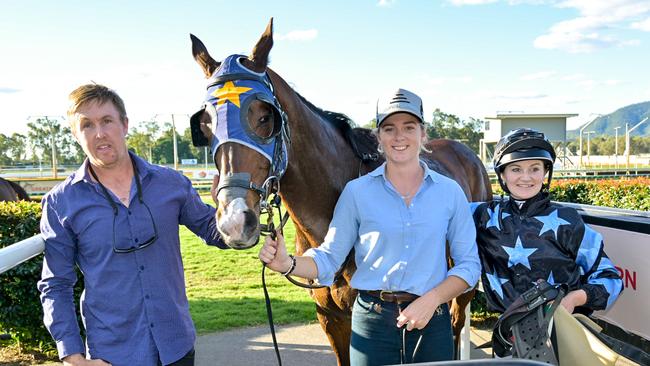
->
[[379, 290, 394, 302]]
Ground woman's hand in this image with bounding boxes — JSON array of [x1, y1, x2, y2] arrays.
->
[[560, 289, 587, 314], [258, 231, 292, 274], [396, 295, 441, 331]]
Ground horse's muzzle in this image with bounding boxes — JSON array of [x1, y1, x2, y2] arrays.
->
[[216, 196, 260, 249]]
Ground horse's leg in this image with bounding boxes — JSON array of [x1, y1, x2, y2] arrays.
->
[[450, 288, 476, 358], [315, 300, 351, 366]]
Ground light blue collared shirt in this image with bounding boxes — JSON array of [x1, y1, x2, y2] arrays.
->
[[304, 161, 480, 295]]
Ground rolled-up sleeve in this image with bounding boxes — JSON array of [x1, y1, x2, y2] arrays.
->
[[304, 184, 359, 286], [446, 185, 480, 288], [37, 196, 85, 359]]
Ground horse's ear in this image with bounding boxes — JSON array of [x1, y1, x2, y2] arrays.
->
[[249, 17, 274, 73], [190, 34, 221, 78]]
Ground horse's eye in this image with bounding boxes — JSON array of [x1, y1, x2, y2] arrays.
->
[[259, 115, 272, 124]]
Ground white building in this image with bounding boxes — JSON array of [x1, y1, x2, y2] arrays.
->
[[482, 113, 578, 167]]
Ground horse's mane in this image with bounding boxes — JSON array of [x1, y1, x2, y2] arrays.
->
[[295, 92, 355, 134], [295, 93, 382, 169]]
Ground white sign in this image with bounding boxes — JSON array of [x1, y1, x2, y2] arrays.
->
[[592, 224, 650, 340], [181, 159, 198, 165]]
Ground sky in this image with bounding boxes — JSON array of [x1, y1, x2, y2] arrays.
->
[[2, 0, 650, 137]]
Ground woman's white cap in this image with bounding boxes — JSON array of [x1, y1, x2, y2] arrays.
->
[[376, 88, 424, 127]]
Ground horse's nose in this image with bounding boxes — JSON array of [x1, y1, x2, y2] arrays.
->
[[216, 197, 260, 249], [243, 210, 258, 237]]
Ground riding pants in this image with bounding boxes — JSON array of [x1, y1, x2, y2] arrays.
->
[[350, 291, 453, 365]]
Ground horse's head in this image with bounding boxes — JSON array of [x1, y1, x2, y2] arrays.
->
[[189, 19, 288, 250]]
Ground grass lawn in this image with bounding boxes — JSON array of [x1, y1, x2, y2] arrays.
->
[[182, 199, 318, 334]]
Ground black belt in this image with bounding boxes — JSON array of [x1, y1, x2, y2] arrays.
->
[[362, 290, 419, 304]]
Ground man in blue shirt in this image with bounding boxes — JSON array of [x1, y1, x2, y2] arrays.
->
[[38, 84, 227, 366]]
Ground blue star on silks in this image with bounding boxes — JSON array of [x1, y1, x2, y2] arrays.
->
[[547, 271, 555, 285], [502, 236, 537, 270], [486, 269, 509, 300], [534, 209, 570, 239], [486, 203, 511, 231]]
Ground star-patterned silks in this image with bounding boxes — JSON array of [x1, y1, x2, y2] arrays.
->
[[486, 203, 511, 231], [502, 236, 537, 269], [486, 268, 509, 299], [534, 209, 570, 238], [211, 81, 252, 108], [547, 271, 555, 285]]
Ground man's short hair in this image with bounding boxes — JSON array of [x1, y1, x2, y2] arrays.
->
[[67, 83, 127, 123]]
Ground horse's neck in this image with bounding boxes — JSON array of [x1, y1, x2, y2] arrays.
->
[[269, 71, 358, 247]]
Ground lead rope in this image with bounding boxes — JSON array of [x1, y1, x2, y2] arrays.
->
[[399, 312, 424, 363], [260, 181, 286, 366], [258, 177, 326, 366]]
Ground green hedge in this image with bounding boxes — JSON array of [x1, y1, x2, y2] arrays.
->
[[493, 177, 649, 211], [0, 201, 84, 354], [0, 201, 51, 349], [550, 177, 650, 211]]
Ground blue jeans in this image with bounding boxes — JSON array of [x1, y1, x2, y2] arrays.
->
[[350, 292, 453, 366]]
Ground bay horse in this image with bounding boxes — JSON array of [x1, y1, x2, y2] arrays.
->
[[0, 177, 29, 202], [190, 19, 492, 365]]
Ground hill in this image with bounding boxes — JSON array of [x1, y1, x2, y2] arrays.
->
[[568, 101, 650, 139]]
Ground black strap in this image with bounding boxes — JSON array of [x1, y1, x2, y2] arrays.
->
[[207, 72, 273, 91]]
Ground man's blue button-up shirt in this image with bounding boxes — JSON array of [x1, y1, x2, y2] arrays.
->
[[38, 153, 226, 365], [304, 162, 480, 295]]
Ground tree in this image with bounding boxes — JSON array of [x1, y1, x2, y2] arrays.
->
[[27, 117, 83, 166], [0, 133, 28, 165], [151, 123, 195, 165], [127, 120, 160, 162], [427, 109, 484, 153], [182, 127, 210, 165]]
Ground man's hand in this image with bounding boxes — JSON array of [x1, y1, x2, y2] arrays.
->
[[63, 354, 111, 366], [211, 174, 220, 205]]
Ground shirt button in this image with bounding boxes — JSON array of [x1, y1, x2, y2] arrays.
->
[[128, 210, 132, 215], [140, 265, 145, 271], [135, 238, 139, 243], [150, 323, 154, 328], [406, 223, 411, 226], [145, 294, 150, 299], [405, 245, 409, 249]]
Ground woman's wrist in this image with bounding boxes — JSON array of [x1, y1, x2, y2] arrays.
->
[[281, 255, 296, 276]]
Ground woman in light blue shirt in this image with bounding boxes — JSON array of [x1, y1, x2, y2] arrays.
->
[[259, 88, 480, 365]]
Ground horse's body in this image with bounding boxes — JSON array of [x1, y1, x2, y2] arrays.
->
[[0, 177, 29, 202], [191, 19, 491, 365]]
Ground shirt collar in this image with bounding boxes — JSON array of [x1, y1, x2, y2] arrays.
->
[[70, 151, 151, 185], [368, 160, 439, 183]]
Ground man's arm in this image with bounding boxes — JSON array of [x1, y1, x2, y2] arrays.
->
[[37, 197, 86, 359], [178, 174, 228, 249]]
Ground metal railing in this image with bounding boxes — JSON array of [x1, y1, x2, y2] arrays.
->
[[0, 235, 45, 275]]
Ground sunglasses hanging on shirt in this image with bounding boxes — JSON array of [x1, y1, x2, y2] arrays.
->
[[88, 155, 158, 253]]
